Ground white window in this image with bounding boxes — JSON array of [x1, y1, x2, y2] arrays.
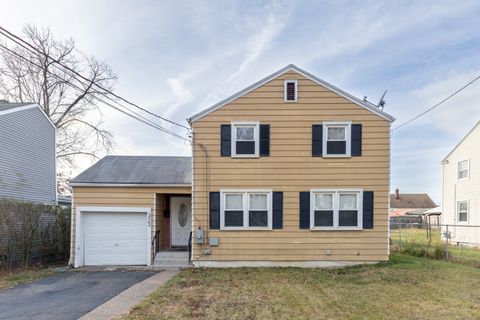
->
[[323, 122, 351, 157], [221, 190, 272, 230], [231, 122, 259, 157], [284, 80, 297, 102], [457, 160, 469, 181], [457, 200, 468, 223], [310, 189, 363, 230]]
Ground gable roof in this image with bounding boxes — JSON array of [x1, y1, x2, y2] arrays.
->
[[442, 120, 480, 163], [0, 101, 56, 129], [390, 193, 436, 209], [70, 155, 192, 186], [188, 64, 395, 123]]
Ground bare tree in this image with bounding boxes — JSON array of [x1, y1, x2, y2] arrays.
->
[[0, 24, 117, 181]]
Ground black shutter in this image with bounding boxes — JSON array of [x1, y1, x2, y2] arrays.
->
[[220, 125, 231, 157], [260, 124, 270, 156], [351, 124, 362, 156], [363, 191, 374, 229], [273, 192, 283, 229], [299, 192, 310, 229], [312, 125, 323, 157], [210, 192, 220, 229]]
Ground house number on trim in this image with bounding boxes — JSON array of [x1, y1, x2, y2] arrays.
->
[[147, 213, 151, 227]]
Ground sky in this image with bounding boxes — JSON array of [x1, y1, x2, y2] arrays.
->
[[1, 0, 480, 203]]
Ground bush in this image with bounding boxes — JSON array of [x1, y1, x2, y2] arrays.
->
[[0, 198, 70, 271]]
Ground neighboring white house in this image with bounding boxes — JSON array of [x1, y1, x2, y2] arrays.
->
[[0, 100, 57, 204], [441, 121, 480, 245]]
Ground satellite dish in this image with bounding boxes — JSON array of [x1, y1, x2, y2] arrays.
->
[[377, 90, 387, 110]]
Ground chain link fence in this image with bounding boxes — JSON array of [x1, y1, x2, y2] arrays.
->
[[390, 222, 480, 267]]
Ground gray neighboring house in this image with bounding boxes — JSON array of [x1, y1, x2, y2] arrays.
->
[[0, 100, 57, 204]]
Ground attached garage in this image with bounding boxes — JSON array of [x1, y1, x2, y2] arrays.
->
[[70, 156, 192, 268], [80, 209, 150, 266]]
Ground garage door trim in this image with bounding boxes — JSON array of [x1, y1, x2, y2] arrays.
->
[[75, 206, 152, 268]]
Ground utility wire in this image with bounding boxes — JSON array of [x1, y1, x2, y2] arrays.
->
[[0, 42, 189, 142], [392, 73, 480, 131], [0, 25, 189, 130]]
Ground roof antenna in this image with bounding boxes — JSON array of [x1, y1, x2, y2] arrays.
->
[[377, 90, 387, 110]]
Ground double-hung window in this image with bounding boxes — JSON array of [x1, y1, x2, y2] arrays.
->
[[221, 190, 272, 230], [231, 122, 259, 157], [457, 200, 468, 223], [457, 160, 469, 181], [323, 122, 351, 157], [310, 190, 362, 229]]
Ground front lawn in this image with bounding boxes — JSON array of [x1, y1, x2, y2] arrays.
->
[[0, 266, 57, 290], [126, 254, 480, 320]]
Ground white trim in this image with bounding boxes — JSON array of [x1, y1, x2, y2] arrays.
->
[[74, 206, 152, 268], [231, 121, 260, 158], [310, 189, 363, 230], [187, 64, 395, 123], [68, 192, 75, 266], [456, 200, 469, 224], [457, 159, 470, 181], [284, 80, 298, 102], [322, 121, 352, 157], [190, 129, 195, 260], [442, 120, 480, 162], [69, 183, 191, 187], [192, 260, 380, 268], [220, 189, 273, 230]]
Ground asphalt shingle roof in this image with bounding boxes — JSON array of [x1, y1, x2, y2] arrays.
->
[[71, 156, 191, 185], [390, 193, 436, 209]]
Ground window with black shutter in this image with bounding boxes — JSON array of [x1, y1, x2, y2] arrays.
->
[[322, 122, 351, 157], [310, 190, 363, 230], [221, 190, 273, 230], [284, 80, 297, 102], [232, 122, 259, 157]]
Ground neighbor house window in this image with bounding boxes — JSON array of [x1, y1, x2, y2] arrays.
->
[[221, 190, 272, 230], [323, 122, 351, 157], [231, 122, 259, 157], [457, 160, 469, 181], [284, 80, 297, 102], [310, 190, 362, 229], [457, 200, 468, 223]]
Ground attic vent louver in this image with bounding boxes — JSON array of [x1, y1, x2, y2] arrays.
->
[[284, 80, 297, 102]]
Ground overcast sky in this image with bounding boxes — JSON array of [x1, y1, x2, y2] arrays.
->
[[2, 0, 480, 202]]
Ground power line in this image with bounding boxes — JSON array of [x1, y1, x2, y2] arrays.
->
[[0, 25, 189, 130], [392, 73, 480, 131], [0, 42, 189, 142]]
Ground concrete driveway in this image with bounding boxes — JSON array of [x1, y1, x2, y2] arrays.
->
[[0, 270, 156, 320]]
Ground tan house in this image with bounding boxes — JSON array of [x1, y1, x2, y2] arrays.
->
[[69, 65, 395, 268]]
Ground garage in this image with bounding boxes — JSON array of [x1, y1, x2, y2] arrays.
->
[[83, 211, 148, 266], [75, 207, 151, 267]]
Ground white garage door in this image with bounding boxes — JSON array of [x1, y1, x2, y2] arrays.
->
[[83, 211, 147, 266]]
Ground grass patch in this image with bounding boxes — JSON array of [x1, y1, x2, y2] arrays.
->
[[125, 254, 480, 320], [391, 228, 480, 266], [0, 266, 57, 290]]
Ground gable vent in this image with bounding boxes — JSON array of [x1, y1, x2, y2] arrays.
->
[[284, 80, 297, 102]]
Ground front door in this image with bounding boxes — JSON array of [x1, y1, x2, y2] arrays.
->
[[170, 197, 191, 247]]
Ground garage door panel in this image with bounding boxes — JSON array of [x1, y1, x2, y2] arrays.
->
[[83, 211, 147, 266]]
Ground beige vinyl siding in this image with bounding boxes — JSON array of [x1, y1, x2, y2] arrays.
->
[[191, 70, 391, 262], [70, 186, 191, 264]]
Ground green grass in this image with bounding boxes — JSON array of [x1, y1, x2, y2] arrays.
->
[[125, 254, 480, 320], [390, 228, 480, 266], [0, 266, 56, 290]]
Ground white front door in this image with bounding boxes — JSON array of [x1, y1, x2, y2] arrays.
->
[[170, 197, 191, 246]]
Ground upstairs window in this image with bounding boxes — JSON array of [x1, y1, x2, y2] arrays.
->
[[457, 200, 468, 223], [232, 122, 259, 157], [284, 80, 297, 102], [457, 160, 469, 181], [323, 122, 351, 157]]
